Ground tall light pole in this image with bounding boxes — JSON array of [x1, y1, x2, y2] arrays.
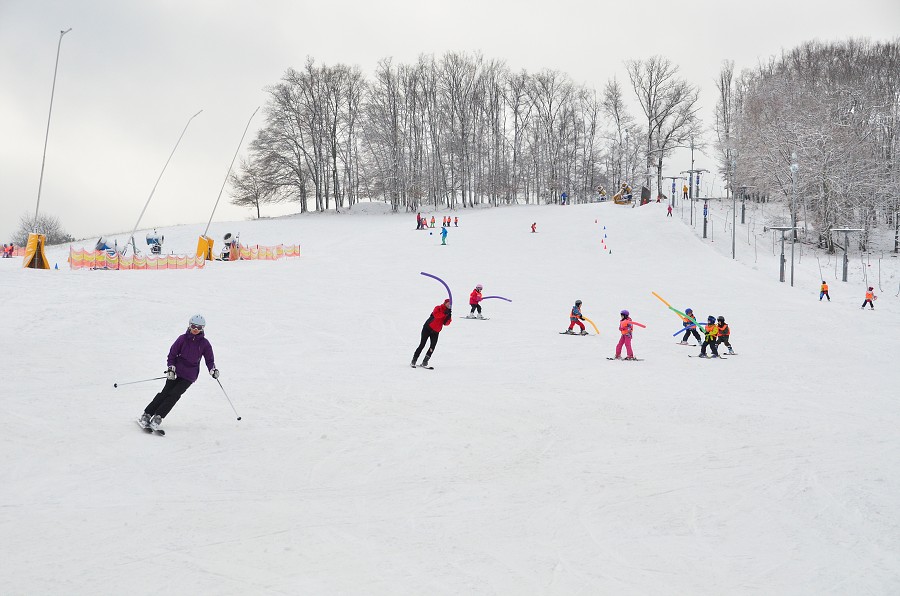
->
[[33, 27, 72, 229], [731, 158, 736, 259], [790, 153, 799, 287]]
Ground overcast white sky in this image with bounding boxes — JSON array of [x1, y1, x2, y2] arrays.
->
[[2, 0, 898, 243]]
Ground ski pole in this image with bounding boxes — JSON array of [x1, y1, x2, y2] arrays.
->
[[216, 378, 242, 420], [113, 376, 165, 388]]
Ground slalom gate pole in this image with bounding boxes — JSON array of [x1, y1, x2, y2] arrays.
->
[[216, 378, 242, 421], [113, 376, 165, 388]]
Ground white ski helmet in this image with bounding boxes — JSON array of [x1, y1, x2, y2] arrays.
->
[[476, 283, 483, 290], [189, 314, 206, 327]]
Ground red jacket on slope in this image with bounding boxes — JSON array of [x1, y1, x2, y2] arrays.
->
[[427, 301, 452, 333]]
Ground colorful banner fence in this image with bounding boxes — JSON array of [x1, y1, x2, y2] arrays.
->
[[69, 248, 207, 270], [69, 244, 300, 270], [233, 244, 301, 260]]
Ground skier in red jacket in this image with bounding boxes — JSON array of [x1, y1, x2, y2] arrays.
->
[[411, 299, 452, 368], [468, 284, 484, 318]]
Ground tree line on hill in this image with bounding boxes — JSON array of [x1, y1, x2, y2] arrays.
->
[[228, 39, 899, 253]]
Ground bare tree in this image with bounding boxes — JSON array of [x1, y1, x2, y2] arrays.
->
[[626, 56, 701, 199], [14, 212, 74, 246]]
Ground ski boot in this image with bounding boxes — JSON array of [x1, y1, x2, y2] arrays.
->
[[149, 415, 163, 431], [727, 348, 735, 355], [563, 330, 575, 335], [678, 341, 688, 345], [477, 314, 484, 319], [698, 353, 708, 358], [580, 330, 589, 336], [138, 412, 151, 429], [624, 356, 637, 361]]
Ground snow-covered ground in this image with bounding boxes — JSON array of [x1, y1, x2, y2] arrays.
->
[[2, 201, 899, 595]]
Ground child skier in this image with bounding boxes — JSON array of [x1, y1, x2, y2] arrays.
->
[[699, 315, 720, 358], [440, 226, 448, 245], [614, 309, 636, 360], [468, 284, 484, 318], [678, 307, 702, 345], [454, 217, 458, 227], [412, 299, 452, 368], [531, 222, 537, 233], [861, 287, 876, 309], [716, 316, 734, 355], [139, 315, 219, 432], [564, 300, 587, 335], [430, 216, 436, 228], [820, 281, 830, 301]]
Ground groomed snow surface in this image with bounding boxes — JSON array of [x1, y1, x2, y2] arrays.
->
[[3, 201, 899, 595]]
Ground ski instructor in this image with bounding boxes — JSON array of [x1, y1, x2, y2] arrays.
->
[[139, 314, 219, 432], [411, 299, 452, 368]]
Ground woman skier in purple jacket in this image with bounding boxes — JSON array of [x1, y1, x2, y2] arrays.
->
[[139, 314, 219, 432]]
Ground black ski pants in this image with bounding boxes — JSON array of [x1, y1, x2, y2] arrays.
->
[[470, 303, 482, 315], [700, 338, 719, 357], [862, 299, 874, 309], [413, 324, 440, 364], [716, 335, 732, 349], [145, 377, 193, 418], [682, 325, 702, 343]]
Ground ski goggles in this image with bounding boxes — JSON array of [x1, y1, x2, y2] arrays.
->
[[189, 324, 204, 331]]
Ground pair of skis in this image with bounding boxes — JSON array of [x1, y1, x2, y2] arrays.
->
[[136, 420, 166, 436]]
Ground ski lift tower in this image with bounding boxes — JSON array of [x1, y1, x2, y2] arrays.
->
[[830, 228, 864, 282], [769, 226, 797, 283]]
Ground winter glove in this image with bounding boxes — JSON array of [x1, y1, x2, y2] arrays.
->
[[210, 368, 220, 379], [166, 366, 177, 381]]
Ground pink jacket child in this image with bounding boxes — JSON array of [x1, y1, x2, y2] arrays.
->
[[614, 310, 635, 360], [468, 284, 484, 318]]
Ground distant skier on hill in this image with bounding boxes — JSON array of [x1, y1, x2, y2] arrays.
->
[[440, 226, 448, 245], [531, 222, 537, 233], [716, 316, 735, 355], [411, 299, 452, 368], [139, 314, 219, 432], [678, 308, 702, 345], [698, 316, 720, 358], [468, 284, 484, 318], [563, 300, 587, 335], [861, 287, 876, 309], [613, 310, 636, 360], [820, 281, 830, 301]]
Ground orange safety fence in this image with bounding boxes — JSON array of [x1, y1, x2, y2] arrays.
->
[[1, 246, 26, 257], [234, 244, 301, 260], [68, 248, 207, 270]]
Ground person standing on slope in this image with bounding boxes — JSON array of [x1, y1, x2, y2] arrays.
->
[[820, 281, 830, 301], [412, 299, 452, 368], [614, 310, 636, 360], [440, 226, 448, 245], [716, 316, 735, 355], [699, 316, 720, 358], [678, 307, 702, 345], [468, 284, 484, 318], [140, 315, 219, 432], [667, 205, 673, 217], [861, 287, 876, 309], [564, 300, 587, 335]]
